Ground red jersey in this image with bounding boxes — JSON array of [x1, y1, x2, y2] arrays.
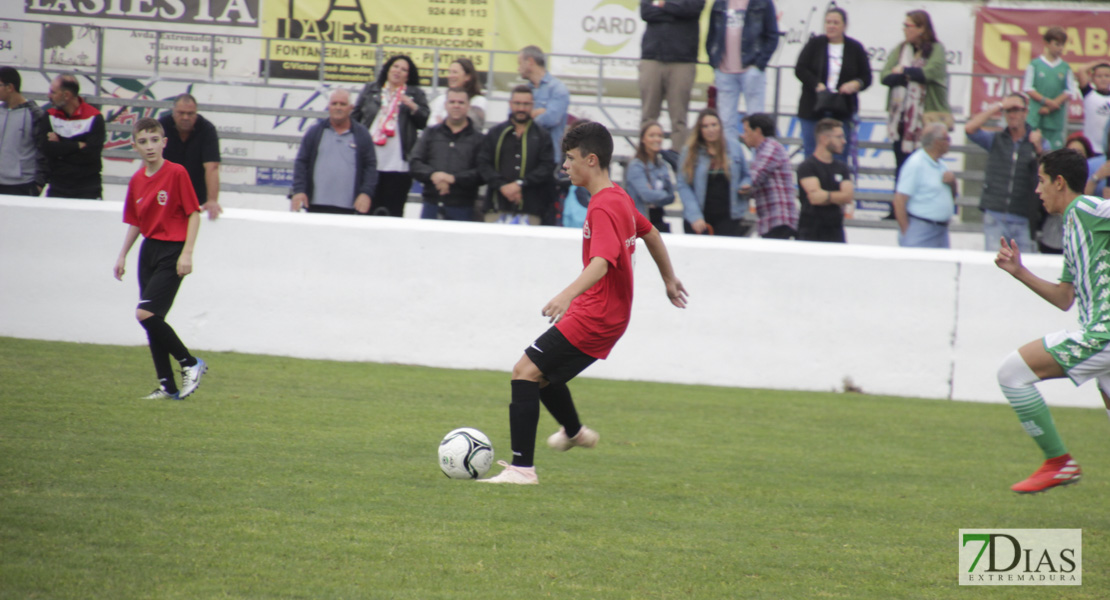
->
[[556, 185, 653, 359], [123, 160, 200, 241]]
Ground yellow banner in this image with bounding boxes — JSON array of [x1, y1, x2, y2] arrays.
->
[[262, 0, 501, 83]]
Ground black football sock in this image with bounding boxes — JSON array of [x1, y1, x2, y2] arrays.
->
[[539, 382, 582, 438], [509, 379, 541, 468], [140, 315, 195, 366], [141, 330, 177, 393]]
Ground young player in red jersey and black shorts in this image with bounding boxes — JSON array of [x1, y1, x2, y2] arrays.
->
[[480, 121, 689, 484], [113, 117, 208, 400]]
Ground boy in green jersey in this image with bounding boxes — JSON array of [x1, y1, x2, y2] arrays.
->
[[1022, 27, 1080, 150], [994, 148, 1110, 493]]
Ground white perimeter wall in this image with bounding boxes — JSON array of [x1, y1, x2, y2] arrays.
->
[[0, 196, 1096, 408]]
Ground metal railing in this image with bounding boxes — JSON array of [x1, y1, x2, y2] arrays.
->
[[14, 16, 1035, 228]]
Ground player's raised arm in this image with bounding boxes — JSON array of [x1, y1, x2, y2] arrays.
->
[[995, 238, 1075, 311], [640, 227, 688, 308]]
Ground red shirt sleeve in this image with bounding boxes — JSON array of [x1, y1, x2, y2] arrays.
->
[[588, 205, 622, 268], [634, 205, 653, 237], [123, 176, 140, 227]]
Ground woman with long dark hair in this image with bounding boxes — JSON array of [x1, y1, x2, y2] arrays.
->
[[353, 54, 430, 217], [676, 109, 751, 236]]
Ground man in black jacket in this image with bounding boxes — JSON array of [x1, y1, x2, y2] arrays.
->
[[478, 86, 555, 226], [639, 0, 705, 149], [43, 75, 105, 199], [410, 88, 486, 221]]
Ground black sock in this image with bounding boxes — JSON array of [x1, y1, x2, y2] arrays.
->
[[539, 382, 581, 438], [141, 331, 178, 393], [139, 315, 195, 366], [509, 380, 541, 468]]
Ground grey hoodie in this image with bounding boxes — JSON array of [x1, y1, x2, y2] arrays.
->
[[0, 99, 48, 187]]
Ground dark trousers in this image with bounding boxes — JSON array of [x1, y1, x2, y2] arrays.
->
[[798, 221, 846, 243], [648, 207, 670, 232], [421, 201, 475, 221], [371, 172, 413, 217], [0, 182, 41, 196], [762, 225, 797, 240], [892, 142, 912, 184], [683, 216, 750, 237], [307, 204, 355, 215], [47, 182, 102, 200]]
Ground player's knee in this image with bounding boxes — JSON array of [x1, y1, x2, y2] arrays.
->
[[998, 351, 1040, 388], [136, 308, 155, 322], [512, 355, 543, 382]]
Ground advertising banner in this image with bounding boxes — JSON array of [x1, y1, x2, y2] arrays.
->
[[261, 0, 500, 84], [12, 0, 262, 79], [972, 7, 1110, 120]]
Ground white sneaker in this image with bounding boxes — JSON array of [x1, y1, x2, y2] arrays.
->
[[478, 460, 538, 484], [179, 358, 207, 399], [140, 387, 178, 400], [547, 426, 599, 451]]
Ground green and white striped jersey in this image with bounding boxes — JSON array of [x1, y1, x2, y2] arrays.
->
[[1061, 195, 1110, 337]]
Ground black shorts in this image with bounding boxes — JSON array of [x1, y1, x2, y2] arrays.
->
[[524, 326, 597, 384], [137, 238, 185, 317]]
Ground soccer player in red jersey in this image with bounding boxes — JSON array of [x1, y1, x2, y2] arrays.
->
[[481, 121, 688, 484], [113, 118, 207, 400]]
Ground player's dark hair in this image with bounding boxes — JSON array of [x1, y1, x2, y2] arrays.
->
[[814, 118, 843, 138], [133, 117, 164, 137], [743, 113, 776, 137], [1093, 63, 1110, 74], [376, 54, 420, 87], [0, 66, 22, 92], [562, 120, 613, 170], [826, 6, 847, 26], [1007, 92, 1028, 107], [57, 75, 79, 96], [510, 84, 532, 97], [1043, 27, 1067, 45], [445, 86, 469, 100], [1039, 148, 1089, 194]]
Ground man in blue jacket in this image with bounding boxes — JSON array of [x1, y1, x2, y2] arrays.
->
[[706, 0, 780, 139], [290, 88, 378, 214], [639, 0, 705, 149]]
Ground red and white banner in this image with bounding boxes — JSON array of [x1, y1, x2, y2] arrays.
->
[[972, 7, 1110, 120]]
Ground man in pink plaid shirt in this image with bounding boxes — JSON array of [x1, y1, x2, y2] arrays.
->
[[741, 113, 799, 239]]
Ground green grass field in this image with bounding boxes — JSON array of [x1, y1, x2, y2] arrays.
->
[[1, 336, 1107, 599]]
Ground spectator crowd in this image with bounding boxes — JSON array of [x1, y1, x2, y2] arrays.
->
[[4, 1, 1110, 251]]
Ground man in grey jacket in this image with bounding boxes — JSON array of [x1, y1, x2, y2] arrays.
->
[[410, 88, 486, 221], [0, 67, 48, 196]]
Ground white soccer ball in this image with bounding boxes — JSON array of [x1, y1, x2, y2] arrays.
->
[[438, 427, 494, 479]]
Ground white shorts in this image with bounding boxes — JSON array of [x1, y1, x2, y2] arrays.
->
[[1043, 330, 1110, 387]]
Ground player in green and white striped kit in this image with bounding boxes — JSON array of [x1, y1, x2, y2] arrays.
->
[[994, 148, 1110, 494]]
